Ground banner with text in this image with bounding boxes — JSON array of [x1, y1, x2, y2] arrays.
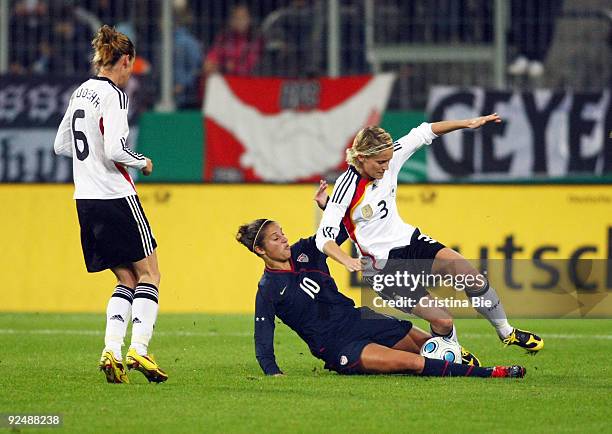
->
[[426, 86, 612, 181], [203, 74, 395, 182], [0, 75, 140, 182]]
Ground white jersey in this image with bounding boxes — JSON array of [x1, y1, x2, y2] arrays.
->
[[315, 122, 438, 267], [54, 76, 146, 199]]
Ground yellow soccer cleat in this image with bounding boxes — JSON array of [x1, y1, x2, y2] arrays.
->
[[126, 348, 168, 383], [461, 347, 481, 366], [99, 351, 129, 384], [502, 328, 544, 353]]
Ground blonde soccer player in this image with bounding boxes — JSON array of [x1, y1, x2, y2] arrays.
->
[[315, 116, 544, 360], [54, 25, 167, 383]]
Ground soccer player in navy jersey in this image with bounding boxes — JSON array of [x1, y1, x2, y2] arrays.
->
[[235, 213, 526, 378]]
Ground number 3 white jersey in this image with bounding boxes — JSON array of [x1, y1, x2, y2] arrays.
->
[[315, 122, 438, 263], [54, 77, 147, 199]]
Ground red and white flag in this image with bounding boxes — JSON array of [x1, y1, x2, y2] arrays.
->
[[203, 74, 395, 182]]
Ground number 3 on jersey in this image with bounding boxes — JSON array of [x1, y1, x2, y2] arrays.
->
[[377, 200, 389, 219], [72, 109, 89, 161], [300, 277, 320, 299]]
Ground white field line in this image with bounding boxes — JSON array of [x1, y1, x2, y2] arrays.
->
[[0, 329, 611, 340], [0, 329, 251, 337]]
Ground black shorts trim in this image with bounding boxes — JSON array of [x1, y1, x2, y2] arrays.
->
[[76, 195, 157, 272], [124, 195, 154, 257]]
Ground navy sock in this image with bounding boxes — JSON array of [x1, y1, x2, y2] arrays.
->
[[420, 358, 492, 378]]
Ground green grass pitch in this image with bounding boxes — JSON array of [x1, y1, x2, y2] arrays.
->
[[1, 313, 610, 433]]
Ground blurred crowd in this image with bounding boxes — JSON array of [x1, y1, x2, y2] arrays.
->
[[7, 0, 612, 110]]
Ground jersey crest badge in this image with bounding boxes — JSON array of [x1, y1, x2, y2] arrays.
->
[[361, 204, 373, 219], [297, 253, 309, 263]]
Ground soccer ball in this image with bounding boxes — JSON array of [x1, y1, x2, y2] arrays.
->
[[420, 337, 461, 363]]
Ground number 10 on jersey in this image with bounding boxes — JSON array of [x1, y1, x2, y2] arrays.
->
[[300, 277, 320, 299]]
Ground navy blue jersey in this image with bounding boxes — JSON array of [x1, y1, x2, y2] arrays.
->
[[254, 228, 356, 375]]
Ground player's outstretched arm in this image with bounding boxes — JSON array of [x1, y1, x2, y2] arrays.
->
[[254, 291, 283, 376], [431, 113, 501, 136]]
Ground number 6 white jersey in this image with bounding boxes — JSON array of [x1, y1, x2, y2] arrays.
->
[[315, 122, 438, 263], [54, 76, 147, 199]]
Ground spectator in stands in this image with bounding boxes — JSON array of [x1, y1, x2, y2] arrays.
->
[[83, 0, 122, 28], [34, 4, 92, 75], [173, 5, 202, 108], [8, 0, 48, 74], [543, 0, 611, 90], [96, 0, 156, 101], [260, 0, 325, 77], [203, 4, 263, 76], [508, 0, 563, 79]]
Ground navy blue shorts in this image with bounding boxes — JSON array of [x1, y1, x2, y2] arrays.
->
[[322, 307, 412, 375]]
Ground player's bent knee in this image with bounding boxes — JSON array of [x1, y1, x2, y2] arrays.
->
[[112, 267, 138, 288], [146, 269, 161, 285], [119, 276, 137, 289], [152, 270, 161, 286], [430, 317, 454, 334], [136, 269, 161, 287]]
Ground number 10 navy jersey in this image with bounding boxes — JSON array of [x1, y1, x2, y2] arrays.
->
[[254, 229, 354, 375]]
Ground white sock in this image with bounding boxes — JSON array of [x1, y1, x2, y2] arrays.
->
[[470, 283, 513, 338], [130, 283, 159, 356], [104, 285, 134, 360], [430, 324, 458, 343]]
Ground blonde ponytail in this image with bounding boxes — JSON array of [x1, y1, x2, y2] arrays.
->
[[346, 126, 393, 166]]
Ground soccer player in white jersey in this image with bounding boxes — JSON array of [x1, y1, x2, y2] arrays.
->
[[54, 25, 167, 383], [315, 116, 544, 360]]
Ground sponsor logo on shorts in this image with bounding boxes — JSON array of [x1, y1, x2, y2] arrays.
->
[[110, 314, 124, 322], [340, 355, 348, 366]]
